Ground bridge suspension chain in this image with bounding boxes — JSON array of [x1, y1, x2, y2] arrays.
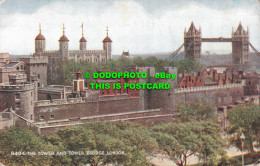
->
[[169, 43, 184, 59], [249, 42, 260, 56], [169, 41, 194, 61]]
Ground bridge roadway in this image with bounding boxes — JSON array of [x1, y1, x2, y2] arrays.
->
[[201, 37, 232, 42]]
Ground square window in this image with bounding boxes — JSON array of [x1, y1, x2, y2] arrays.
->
[[50, 115, 54, 119], [15, 94, 20, 99], [40, 115, 44, 120], [15, 103, 20, 109]]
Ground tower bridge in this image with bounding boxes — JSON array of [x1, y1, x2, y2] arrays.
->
[[170, 21, 260, 64]]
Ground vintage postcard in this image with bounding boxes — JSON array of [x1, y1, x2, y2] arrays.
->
[[0, 0, 259, 165]]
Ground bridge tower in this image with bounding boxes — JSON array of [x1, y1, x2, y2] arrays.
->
[[232, 22, 249, 64], [184, 21, 201, 61]]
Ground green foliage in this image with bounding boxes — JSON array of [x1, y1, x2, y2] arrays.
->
[[0, 127, 54, 166], [175, 59, 204, 75], [152, 121, 225, 166], [44, 121, 158, 166], [226, 104, 260, 153], [177, 100, 217, 122], [62, 57, 202, 85], [0, 120, 226, 166]]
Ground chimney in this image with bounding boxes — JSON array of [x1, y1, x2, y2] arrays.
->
[[213, 70, 217, 81], [225, 71, 229, 84], [76, 70, 82, 80], [231, 70, 234, 83], [218, 73, 223, 85], [238, 71, 244, 79], [183, 70, 187, 78]]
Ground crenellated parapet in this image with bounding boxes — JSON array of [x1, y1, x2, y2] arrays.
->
[[0, 83, 35, 91], [175, 83, 243, 93]]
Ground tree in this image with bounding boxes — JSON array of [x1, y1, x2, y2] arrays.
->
[[152, 121, 225, 166], [177, 100, 217, 122], [0, 127, 54, 166], [44, 121, 158, 166], [175, 59, 203, 76], [226, 104, 260, 154]]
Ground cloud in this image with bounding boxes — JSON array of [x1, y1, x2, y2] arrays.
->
[[0, 0, 5, 5], [0, 0, 259, 55]]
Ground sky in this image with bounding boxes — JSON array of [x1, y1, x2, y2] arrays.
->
[[0, 0, 259, 55]]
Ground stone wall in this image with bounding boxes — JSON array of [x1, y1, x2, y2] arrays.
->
[[175, 84, 244, 106], [0, 84, 35, 120], [34, 97, 141, 122], [148, 67, 177, 110], [21, 56, 48, 87], [0, 112, 14, 129]]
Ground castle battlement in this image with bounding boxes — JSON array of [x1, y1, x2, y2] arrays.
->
[[43, 50, 59, 54], [21, 56, 48, 64], [69, 50, 105, 54], [0, 83, 35, 91], [174, 83, 243, 93], [35, 97, 84, 106]]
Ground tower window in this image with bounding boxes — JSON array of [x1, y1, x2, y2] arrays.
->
[[15, 94, 20, 99], [40, 115, 44, 120], [38, 74, 40, 78], [15, 102, 20, 109]]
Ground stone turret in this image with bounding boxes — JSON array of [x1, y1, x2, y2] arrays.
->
[[79, 23, 87, 51], [59, 24, 69, 60], [232, 22, 249, 64], [103, 26, 112, 61], [184, 21, 201, 61], [35, 23, 45, 55]]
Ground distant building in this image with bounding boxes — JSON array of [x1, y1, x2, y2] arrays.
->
[[121, 50, 132, 59], [0, 60, 25, 84]]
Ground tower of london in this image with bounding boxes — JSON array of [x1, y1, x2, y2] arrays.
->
[[34, 24, 112, 84]]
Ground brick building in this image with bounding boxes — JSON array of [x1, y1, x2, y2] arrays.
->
[[0, 61, 26, 83], [178, 68, 239, 88]]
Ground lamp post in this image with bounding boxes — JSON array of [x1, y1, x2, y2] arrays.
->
[[240, 133, 246, 166]]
